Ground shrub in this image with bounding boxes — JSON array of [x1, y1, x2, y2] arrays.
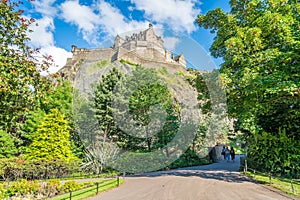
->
[[0, 183, 7, 199], [248, 129, 300, 178], [0, 158, 81, 181], [6, 179, 39, 197], [62, 181, 79, 192], [41, 179, 61, 197], [168, 149, 206, 169]]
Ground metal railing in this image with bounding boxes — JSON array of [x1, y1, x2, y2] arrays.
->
[[56, 177, 122, 200]]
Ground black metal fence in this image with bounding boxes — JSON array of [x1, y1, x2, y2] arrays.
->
[[56, 177, 121, 200]]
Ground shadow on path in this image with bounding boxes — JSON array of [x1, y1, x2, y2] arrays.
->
[[129, 154, 250, 183], [88, 154, 298, 200]]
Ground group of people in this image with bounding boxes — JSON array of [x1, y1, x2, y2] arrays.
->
[[221, 146, 235, 162]]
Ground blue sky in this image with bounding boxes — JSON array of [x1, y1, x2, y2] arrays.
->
[[22, 0, 230, 72]]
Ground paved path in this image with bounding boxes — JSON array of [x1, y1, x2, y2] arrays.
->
[[89, 155, 298, 200]]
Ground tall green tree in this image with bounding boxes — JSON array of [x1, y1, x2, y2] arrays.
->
[[0, 130, 17, 158], [0, 0, 51, 133], [26, 109, 76, 162], [112, 66, 179, 152], [197, 0, 300, 176], [94, 67, 123, 139], [127, 67, 178, 151], [93, 66, 179, 152]]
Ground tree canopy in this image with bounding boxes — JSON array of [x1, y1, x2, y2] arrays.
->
[[0, 0, 51, 133], [197, 0, 300, 176]]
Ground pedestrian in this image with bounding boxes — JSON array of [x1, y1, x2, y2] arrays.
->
[[221, 146, 226, 160], [225, 146, 230, 162], [230, 147, 235, 162]]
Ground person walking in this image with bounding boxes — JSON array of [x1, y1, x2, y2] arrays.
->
[[225, 146, 230, 162], [230, 147, 235, 162], [221, 146, 226, 160]]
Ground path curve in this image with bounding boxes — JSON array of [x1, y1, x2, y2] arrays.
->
[[89, 155, 298, 200]]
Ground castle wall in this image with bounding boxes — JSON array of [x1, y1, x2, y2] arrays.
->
[[118, 49, 185, 74], [117, 47, 165, 62], [60, 24, 187, 80], [85, 48, 114, 62], [67, 48, 113, 63]]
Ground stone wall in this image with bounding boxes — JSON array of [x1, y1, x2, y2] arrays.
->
[[85, 48, 114, 62], [59, 24, 187, 79], [118, 49, 185, 74]]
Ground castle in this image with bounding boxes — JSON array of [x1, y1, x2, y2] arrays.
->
[[59, 24, 186, 80]]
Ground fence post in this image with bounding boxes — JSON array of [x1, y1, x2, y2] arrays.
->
[[269, 173, 272, 184], [69, 190, 72, 200], [254, 170, 256, 180], [291, 180, 295, 194], [117, 176, 120, 187], [96, 182, 99, 194], [245, 159, 248, 174]]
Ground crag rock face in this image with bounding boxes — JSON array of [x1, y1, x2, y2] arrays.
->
[[58, 24, 186, 82]]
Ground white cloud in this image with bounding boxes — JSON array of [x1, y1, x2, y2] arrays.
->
[[40, 46, 72, 74], [28, 17, 55, 48], [27, 16, 71, 71], [32, 0, 57, 17], [59, 0, 150, 44], [153, 24, 164, 37], [96, 0, 148, 38], [130, 0, 200, 33], [163, 37, 180, 51], [60, 1, 101, 43]]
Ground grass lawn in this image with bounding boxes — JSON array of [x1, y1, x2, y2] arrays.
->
[[51, 178, 124, 200], [246, 171, 300, 197]]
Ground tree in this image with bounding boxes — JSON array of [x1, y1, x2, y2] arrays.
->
[[40, 80, 73, 117], [0, 130, 17, 158], [111, 66, 180, 152], [197, 0, 300, 176], [0, 0, 51, 133], [20, 81, 74, 149], [26, 109, 76, 162], [94, 67, 123, 139], [93, 66, 179, 152]]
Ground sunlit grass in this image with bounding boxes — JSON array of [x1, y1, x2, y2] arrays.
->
[[246, 171, 300, 197]]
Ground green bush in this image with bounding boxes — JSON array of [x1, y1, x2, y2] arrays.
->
[[6, 179, 39, 197], [0, 183, 7, 199], [62, 181, 80, 192], [248, 129, 300, 178], [0, 157, 81, 181], [168, 149, 208, 169], [0, 178, 107, 199]]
